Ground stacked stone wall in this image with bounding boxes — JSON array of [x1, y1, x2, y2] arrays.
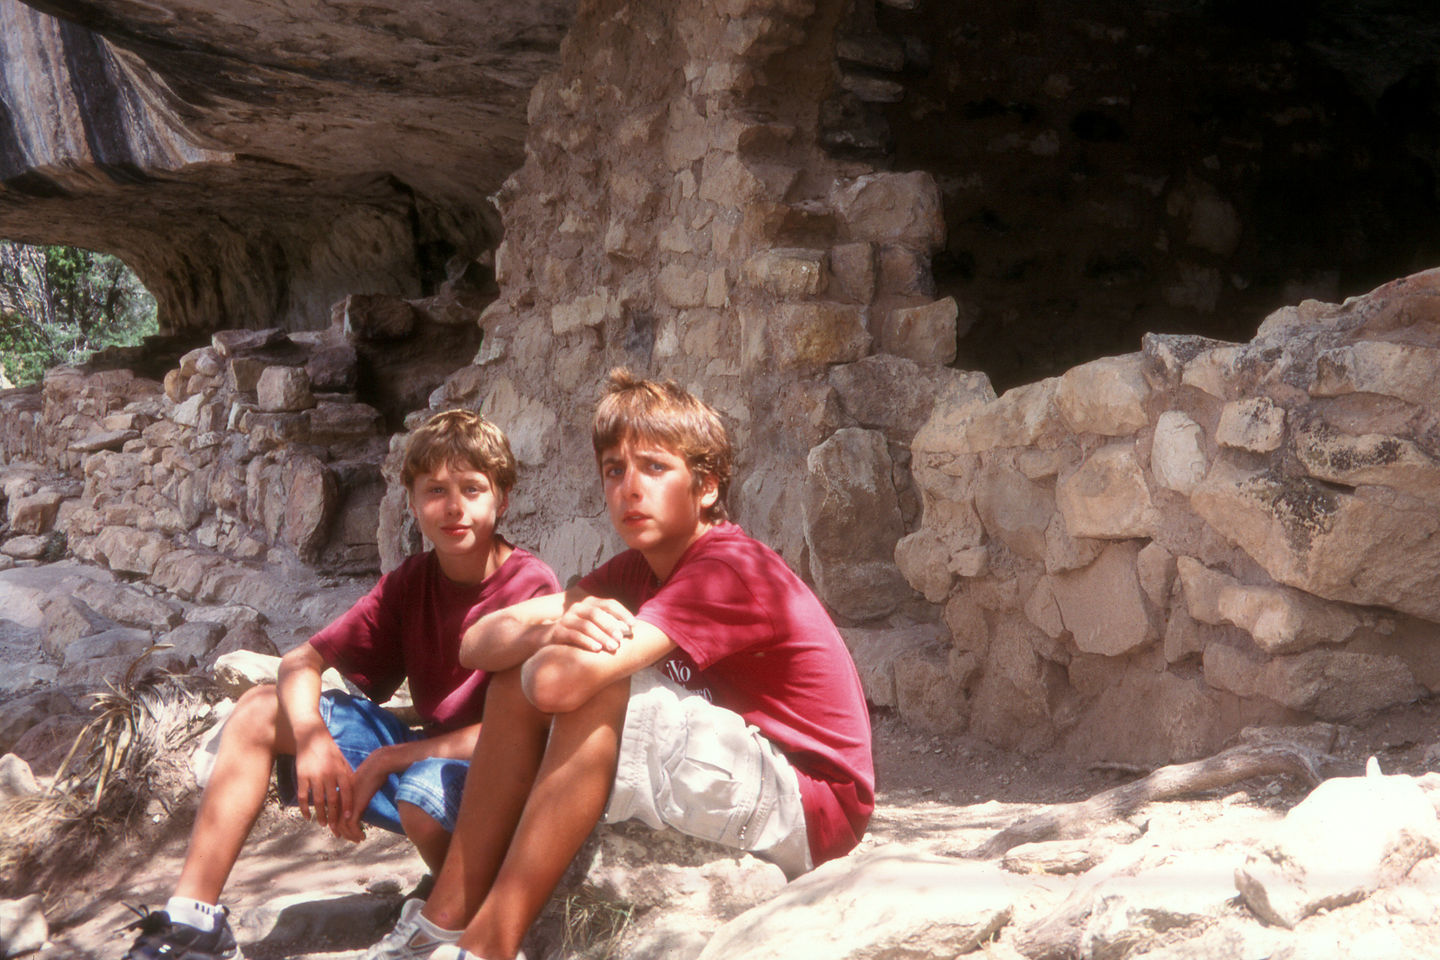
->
[[397, 0, 966, 634], [892, 270, 1440, 762], [0, 328, 391, 591]]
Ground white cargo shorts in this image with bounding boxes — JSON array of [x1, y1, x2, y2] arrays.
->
[[604, 666, 812, 879]]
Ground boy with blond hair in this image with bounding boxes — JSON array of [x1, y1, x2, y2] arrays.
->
[[123, 409, 560, 960], [364, 370, 873, 960]]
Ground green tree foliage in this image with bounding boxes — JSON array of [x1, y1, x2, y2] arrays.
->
[[0, 242, 158, 387]]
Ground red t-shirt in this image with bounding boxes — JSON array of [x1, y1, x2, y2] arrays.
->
[[578, 522, 874, 866], [310, 543, 559, 733]]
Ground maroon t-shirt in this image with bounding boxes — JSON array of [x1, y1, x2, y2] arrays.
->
[[310, 543, 559, 733], [579, 522, 875, 866]]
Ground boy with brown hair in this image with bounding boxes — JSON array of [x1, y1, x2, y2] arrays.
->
[[363, 370, 873, 960], [122, 409, 560, 960]]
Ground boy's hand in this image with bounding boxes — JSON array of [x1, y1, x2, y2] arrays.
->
[[548, 595, 635, 654], [339, 751, 397, 843], [294, 730, 357, 833]]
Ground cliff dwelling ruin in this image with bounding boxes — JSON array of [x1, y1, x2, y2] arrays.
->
[[2, 0, 1440, 766]]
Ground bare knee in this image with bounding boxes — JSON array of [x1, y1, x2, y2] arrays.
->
[[398, 801, 451, 872], [222, 683, 283, 750]]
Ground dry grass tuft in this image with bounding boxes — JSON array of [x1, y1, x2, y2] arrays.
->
[[0, 648, 222, 908], [556, 889, 636, 960]]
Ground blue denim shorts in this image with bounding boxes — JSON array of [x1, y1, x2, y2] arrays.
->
[[275, 691, 468, 834]]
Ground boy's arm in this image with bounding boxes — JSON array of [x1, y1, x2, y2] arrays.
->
[[461, 586, 634, 671], [522, 601, 676, 714], [276, 641, 360, 837], [342, 721, 482, 835]]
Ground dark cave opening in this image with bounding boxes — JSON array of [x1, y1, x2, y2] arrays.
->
[[864, 0, 1440, 391]]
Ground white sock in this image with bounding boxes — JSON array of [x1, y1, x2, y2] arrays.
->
[[164, 896, 221, 932]]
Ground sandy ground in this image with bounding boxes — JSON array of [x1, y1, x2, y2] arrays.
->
[[33, 694, 1440, 958]]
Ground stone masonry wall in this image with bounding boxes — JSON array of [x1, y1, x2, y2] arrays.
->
[[397, 0, 966, 624], [0, 327, 390, 589], [894, 269, 1440, 763]]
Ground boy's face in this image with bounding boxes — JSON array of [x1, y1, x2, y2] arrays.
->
[[601, 435, 718, 579], [409, 461, 507, 565]]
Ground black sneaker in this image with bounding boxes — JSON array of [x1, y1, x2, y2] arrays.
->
[[121, 907, 244, 960]]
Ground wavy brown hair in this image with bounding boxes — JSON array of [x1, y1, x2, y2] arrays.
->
[[401, 408, 518, 496], [592, 368, 732, 522]]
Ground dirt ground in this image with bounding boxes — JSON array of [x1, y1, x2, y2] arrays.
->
[[21, 688, 1440, 958]]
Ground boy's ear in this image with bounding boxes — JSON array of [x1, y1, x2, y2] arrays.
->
[[497, 490, 509, 520], [696, 471, 719, 510]]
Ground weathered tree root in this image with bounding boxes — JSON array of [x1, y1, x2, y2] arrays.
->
[[966, 740, 1333, 861]]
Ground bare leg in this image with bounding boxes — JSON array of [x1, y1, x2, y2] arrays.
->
[[456, 677, 628, 960], [420, 669, 551, 931], [397, 801, 451, 874], [173, 685, 299, 903]]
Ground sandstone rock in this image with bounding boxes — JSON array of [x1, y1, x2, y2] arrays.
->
[[840, 623, 948, 709], [0, 894, 48, 959], [1136, 541, 1176, 608], [743, 301, 871, 370], [0, 689, 75, 754], [577, 821, 788, 924], [828, 355, 992, 444], [213, 329, 288, 357], [915, 378, 1058, 456], [1215, 396, 1286, 452], [741, 248, 828, 297], [696, 850, 1015, 960], [876, 244, 933, 298], [802, 428, 909, 621], [1055, 443, 1158, 539], [1191, 462, 1440, 621], [1310, 340, 1440, 407], [257, 366, 316, 413], [1216, 581, 1365, 654], [892, 530, 954, 602], [1235, 763, 1440, 928], [206, 620, 281, 671], [1083, 847, 1243, 958], [879, 297, 958, 364], [827, 242, 875, 303], [74, 579, 182, 630], [973, 462, 1053, 562], [308, 402, 384, 447], [225, 356, 267, 394], [283, 455, 338, 562], [91, 525, 173, 576], [1049, 541, 1155, 656], [62, 625, 154, 665], [892, 642, 966, 734], [832, 171, 946, 250], [1, 534, 49, 559], [306, 343, 359, 393], [0, 753, 41, 801], [1293, 422, 1440, 500], [1203, 644, 1421, 720], [70, 428, 141, 453], [1054, 354, 1151, 437], [214, 649, 337, 698], [230, 891, 397, 952], [341, 294, 419, 340], [656, 264, 710, 308], [1042, 514, 1105, 574], [158, 621, 228, 666], [40, 594, 111, 659]]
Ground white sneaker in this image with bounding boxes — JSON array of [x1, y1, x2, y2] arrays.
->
[[362, 900, 461, 960], [429, 946, 529, 960]]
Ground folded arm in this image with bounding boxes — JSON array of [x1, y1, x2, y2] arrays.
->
[[522, 608, 675, 714], [461, 586, 637, 670]]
